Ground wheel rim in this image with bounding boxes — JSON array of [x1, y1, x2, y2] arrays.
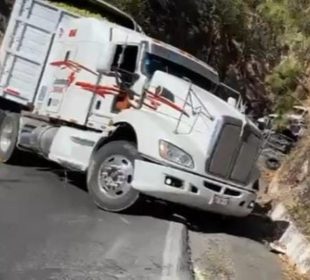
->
[[0, 118, 13, 153], [98, 155, 134, 199]]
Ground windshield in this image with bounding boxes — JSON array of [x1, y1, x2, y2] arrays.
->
[[216, 83, 240, 102], [142, 53, 218, 93]]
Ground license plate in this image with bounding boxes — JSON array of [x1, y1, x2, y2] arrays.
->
[[213, 195, 229, 206]]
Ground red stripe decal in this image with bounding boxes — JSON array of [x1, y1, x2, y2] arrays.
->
[[69, 29, 77, 37], [75, 81, 121, 98], [76, 81, 189, 116], [4, 88, 20, 96], [50, 60, 97, 76], [146, 89, 189, 117]]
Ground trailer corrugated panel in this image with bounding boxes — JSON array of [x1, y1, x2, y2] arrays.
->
[[0, 0, 76, 106]]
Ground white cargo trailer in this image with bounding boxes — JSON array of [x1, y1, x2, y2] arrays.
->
[[0, 0, 262, 216], [0, 0, 141, 111]]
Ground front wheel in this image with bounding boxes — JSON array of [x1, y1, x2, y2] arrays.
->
[[87, 141, 140, 212]]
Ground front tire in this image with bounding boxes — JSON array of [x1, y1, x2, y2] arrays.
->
[[0, 113, 20, 163], [87, 141, 140, 212]]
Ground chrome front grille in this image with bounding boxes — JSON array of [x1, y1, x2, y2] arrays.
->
[[206, 117, 261, 184]]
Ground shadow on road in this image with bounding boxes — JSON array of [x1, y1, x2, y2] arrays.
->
[[126, 199, 289, 245], [9, 152, 57, 168], [44, 168, 88, 192], [6, 152, 89, 192]]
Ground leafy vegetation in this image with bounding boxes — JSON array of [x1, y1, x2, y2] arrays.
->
[[258, 0, 310, 113], [48, 1, 103, 18]]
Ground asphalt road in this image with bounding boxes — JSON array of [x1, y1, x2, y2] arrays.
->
[[0, 160, 181, 280], [0, 158, 284, 280]]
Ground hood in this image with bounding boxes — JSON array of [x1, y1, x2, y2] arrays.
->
[[146, 71, 261, 160], [148, 71, 248, 125], [190, 83, 247, 122]]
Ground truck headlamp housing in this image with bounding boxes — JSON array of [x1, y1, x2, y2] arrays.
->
[[159, 140, 194, 169]]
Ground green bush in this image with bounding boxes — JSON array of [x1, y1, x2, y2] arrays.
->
[[266, 56, 303, 96], [48, 1, 104, 19]]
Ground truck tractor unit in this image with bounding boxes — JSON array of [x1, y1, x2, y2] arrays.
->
[[0, 0, 262, 216]]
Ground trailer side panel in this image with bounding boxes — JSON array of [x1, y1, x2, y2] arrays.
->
[[0, 0, 76, 107]]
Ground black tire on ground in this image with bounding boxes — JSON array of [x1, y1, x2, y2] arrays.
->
[[265, 157, 281, 171], [0, 110, 5, 126], [0, 113, 20, 163], [87, 140, 141, 212]]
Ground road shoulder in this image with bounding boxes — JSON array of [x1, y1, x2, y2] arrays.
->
[[189, 230, 283, 280]]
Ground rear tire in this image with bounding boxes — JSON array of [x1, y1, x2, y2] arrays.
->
[[0, 110, 5, 126], [0, 113, 20, 163], [87, 141, 140, 212]]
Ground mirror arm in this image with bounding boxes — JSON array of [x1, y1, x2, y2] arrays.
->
[[136, 88, 147, 109]]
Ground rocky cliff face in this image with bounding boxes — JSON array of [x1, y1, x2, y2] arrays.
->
[[0, 0, 13, 42]]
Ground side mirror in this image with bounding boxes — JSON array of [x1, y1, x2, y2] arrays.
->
[[227, 97, 237, 108], [96, 43, 117, 74]]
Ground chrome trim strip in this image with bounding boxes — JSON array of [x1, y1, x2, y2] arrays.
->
[[205, 116, 261, 184], [205, 116, 243, 173], [205, 117, 223, 160]]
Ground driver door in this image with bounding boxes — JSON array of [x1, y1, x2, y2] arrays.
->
[[87, 44, 140, 130]]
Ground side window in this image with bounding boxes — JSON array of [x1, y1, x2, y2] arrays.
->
[[157, 86, 175, 103], [112, 45, 138, 73]]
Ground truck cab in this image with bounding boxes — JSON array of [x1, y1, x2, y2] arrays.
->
[[0, 16, 262, 217]]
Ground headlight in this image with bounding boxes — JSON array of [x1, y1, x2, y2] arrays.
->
[[159, 140, 194, 169]]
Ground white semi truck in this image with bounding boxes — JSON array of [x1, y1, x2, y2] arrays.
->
[[0, 0, 262, 216]]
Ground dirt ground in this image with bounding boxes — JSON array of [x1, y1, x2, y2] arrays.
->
[[281, 256, 309, 280], [259, 165, 309, 280]]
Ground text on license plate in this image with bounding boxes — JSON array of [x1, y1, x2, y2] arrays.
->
[[213, 195, 229, 206]]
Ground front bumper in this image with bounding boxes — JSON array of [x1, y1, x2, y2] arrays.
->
[[132, 160, 257, 217]]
